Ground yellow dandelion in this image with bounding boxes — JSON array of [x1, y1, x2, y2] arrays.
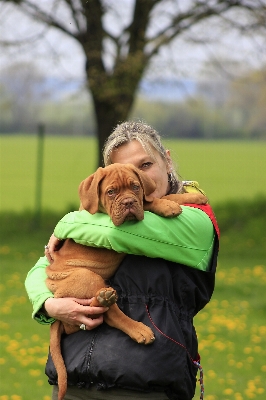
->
[[20, 359, 30, 367], [246, 357, 254, 363], [37, 380, 44, 386], [31, 334, 40, 342], [37, 357, 48, 366], [0, 396, 9, 400], [7, 340, 19, 350], [251, 335, 261, 343], [240, 300, 249, 309], [247, 380, 256, 390], [0, 335, 10, 343], [261, 365, 266, 372], [245, 392, 256, 399], [9, 368, 16, 374], [18, 349, 27, 356], [221, 300, 229, 308], [1, 307, 11, 314], [214, 341, 226, 351], [0, 322, 9, 330], [0, 358, 6, 365], [253, 265, 264, 276], [258, 326, 266, 335], [244, 347, 252, 354], [29, 369, 42, 377], [223, 388, 234, 395], [11, 395, 22, 400], [14, 333, 22, 339], [207, 370, 216, 378], [257, 388, 265, 394], [0, 245, 10, 254]]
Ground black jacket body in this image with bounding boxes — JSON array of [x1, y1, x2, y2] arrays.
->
[[46, 242, 218, 400]]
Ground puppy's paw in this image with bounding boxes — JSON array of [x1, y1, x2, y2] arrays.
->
[[130, 322, 155, 345], [181, 193, 208, 205], [159, 199, 182, 217], [96, 287, 118, 307]]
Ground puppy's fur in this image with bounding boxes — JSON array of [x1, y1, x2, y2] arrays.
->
[[45, 163, 207, 400]]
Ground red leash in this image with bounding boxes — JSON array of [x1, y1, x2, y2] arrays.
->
[[145, 305, 204, 399]]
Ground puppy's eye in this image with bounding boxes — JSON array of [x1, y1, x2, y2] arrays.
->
[[132, 184, 140, 192], [107, 189, 116, 196]]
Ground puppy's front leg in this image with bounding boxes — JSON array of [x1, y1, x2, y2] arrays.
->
[[144, 197, 182, 217], [104, 304, 155, 345]]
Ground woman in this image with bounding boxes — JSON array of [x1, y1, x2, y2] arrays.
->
[[25, 121, 219, 400]]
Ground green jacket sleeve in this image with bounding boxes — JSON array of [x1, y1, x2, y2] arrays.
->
[[54, 206, 215, 272], [25, 256, 55, 325]]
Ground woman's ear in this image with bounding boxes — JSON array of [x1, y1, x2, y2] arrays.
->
[[165, 150, 173, 173]]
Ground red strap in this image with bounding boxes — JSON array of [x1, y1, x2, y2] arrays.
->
[[184, 204, 220, 239]]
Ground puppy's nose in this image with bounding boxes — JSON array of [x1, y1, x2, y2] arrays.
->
[[122, 197, 135, 208]]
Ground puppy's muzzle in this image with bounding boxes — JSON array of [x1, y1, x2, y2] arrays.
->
[[122, 197, 136, 209]]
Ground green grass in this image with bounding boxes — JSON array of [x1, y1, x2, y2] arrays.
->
[[0, 135, 98, 212], [164, 139, 266, 205], [0, 208, 265, 400], [1, 135, 266, 212], [1, 135, 266, 399]]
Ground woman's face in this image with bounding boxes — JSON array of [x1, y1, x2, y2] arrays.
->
[[110, 140, 172, 198]]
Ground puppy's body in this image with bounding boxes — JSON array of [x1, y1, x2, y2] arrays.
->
[[46, 163, 207, 400]]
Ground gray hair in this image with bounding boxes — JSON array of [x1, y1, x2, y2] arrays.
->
[[103, 121, 183, 194]]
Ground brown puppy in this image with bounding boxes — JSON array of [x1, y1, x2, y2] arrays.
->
[[46, 163, 207, 400]]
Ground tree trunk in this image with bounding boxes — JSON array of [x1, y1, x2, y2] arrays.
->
[[92, 94, 134, 168], [85, 52, 146, 167]]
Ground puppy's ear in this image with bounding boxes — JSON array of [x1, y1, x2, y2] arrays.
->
[[129, 165, 156, 202], [79, 167, 105, 214]]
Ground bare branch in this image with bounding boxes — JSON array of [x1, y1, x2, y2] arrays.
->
[[145, 0, 266, 59], [13, 0, 79, 38], [64, 0, 85, 32]]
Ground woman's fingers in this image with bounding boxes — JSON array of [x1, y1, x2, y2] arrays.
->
[[44, 297, 108, 328], [80, 314, 104, 330], [44, 233, 64, 261]]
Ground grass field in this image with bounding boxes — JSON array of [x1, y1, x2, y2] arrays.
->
[[0, 135, 266, 399], [1, 135, 266, 212], [0, 223, 265, 400]]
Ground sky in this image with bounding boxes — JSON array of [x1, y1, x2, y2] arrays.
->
[[0, 1, 266, 85]]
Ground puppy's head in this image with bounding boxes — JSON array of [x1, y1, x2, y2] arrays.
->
[[79, 163, 156, 226]]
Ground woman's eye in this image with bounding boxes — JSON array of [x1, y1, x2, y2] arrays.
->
[[140, 162, 152, 169]]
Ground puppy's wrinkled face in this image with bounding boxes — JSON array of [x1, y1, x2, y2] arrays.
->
[[99, 168, 145, 226]]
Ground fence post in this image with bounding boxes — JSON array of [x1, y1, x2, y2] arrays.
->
[[33, 123, 45, 229]]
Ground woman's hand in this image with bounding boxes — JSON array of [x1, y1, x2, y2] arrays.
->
[[44, 233, 64, 263], [44, 297, 108, 330]]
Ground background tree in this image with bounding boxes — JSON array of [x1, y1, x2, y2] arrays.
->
[[0, 62, 48, 132], [227, 67, 266, 138], [1, 0, 266, 165]]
